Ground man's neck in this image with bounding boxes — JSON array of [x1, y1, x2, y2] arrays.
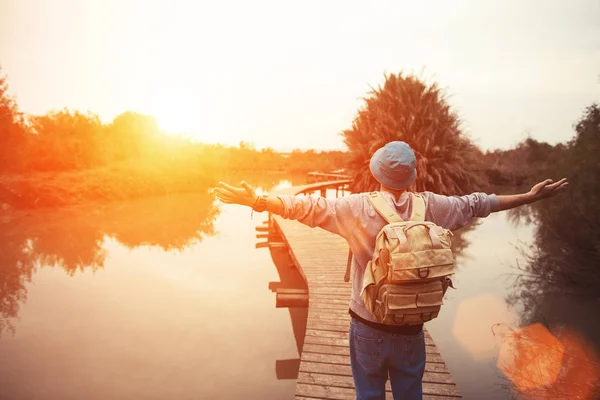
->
[[379, 185, 406, 201]]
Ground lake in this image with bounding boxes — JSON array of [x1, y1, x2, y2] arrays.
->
[[1, 175, 597, 399]]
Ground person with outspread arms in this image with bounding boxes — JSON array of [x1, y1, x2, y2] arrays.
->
[[213, 141, 568, 400]]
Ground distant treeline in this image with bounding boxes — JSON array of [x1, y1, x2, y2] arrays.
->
[[0, 66, 597, 209], [0, 105, 348, 175], [0, 67, 348, 208]]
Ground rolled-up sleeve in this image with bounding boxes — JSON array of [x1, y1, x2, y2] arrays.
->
[[424, 192, 500, 231], [277, 194, 362, 239]]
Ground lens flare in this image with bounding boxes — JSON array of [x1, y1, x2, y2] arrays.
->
[[452, 294, 517, 361], [498, 323, 600, 398]]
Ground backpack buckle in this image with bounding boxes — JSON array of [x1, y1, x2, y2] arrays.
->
[[418, 267, 430, 279]]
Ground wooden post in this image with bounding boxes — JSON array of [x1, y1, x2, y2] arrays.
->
[[320, 188, 326, 197]]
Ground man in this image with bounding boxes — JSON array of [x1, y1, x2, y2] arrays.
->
[[213, 141, 568, 400]]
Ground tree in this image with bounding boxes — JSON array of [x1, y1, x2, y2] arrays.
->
[[0, 66, 27, 172], [103, 111, 161, 162], [342, 72, 485, 195], [28, 109, 103, 171]]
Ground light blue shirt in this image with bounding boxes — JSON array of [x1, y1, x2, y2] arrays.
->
[[277, 190, 500, 323]]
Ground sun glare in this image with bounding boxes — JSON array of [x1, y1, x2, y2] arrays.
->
[[154, 109, 197, 136]]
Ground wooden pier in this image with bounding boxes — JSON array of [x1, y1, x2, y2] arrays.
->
[[270, 180, 462, 400]]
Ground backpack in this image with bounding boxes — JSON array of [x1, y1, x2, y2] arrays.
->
[[358, 191, 456, 325]]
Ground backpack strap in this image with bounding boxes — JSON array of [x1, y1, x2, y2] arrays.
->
[[344, 249, 352, 282], [409, 193, 426, 221], [345, 192, 402, 283], [367, 192, 403, 223]]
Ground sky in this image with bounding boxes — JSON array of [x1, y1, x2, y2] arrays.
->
[[1, 0, 599, 152]]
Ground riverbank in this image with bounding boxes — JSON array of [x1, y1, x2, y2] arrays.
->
[[0, 161, 310, 210]]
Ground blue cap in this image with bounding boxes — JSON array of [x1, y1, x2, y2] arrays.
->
[[369, 141, 417, 190]]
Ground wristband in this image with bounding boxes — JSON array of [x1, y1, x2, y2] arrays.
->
[[252, 194, 269, 213]]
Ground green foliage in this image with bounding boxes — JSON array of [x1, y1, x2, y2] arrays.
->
[[0, 159, 216, 209], [27, 109, 104, 170], [532, 104, 600, 295], [103, 111, 161, 162], [286, 149, 347, 174], [342, 72, 485, 195], [483, 137, 565, 187], [0, 67, 27, 172]]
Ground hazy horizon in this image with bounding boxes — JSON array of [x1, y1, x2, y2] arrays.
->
[[1, 0, 599, 152]]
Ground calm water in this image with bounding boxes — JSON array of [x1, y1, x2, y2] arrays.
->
[[427, 214, 534, 400], [1, 176, 597, 399]]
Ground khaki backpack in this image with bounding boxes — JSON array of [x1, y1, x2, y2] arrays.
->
[[359, 192, 456, 325]]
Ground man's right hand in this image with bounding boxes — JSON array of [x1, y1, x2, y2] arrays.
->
[[213, 181, 258, 207]]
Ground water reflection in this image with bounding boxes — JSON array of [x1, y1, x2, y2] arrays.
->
[[266, 243, 308, 380], [503, 187, 600, 397], [0, 172, 307, 400], [0, 191, 218, 336], [220, 172, 307, 195]]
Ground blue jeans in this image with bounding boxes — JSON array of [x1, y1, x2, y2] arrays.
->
[[349, 318, 426, 400]]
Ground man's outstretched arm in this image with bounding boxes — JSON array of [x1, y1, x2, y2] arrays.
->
[[492, 178, 569, 212], [213, 181, 285, 215], [213, 180, 360, 239]]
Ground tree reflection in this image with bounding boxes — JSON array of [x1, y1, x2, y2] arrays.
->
[[102, 194, 218, 251], [504, 105, 600, 398], [0, 191, 218, 335], [0, 236, 36, 335], [0, 172, 311, 336]]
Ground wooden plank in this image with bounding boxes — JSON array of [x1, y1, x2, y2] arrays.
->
[[304, 314, 351, 322], [295, 383, 356, 400], [308, 298, 350, 306], [305, 320, 436, 342], [306, 322, 350, 333], [305, 288, 352, 295], [309, 306, 348, 314], [278, 288, 309, 294], [305, 295, 351, 302], [304, 335, 349, 347]]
